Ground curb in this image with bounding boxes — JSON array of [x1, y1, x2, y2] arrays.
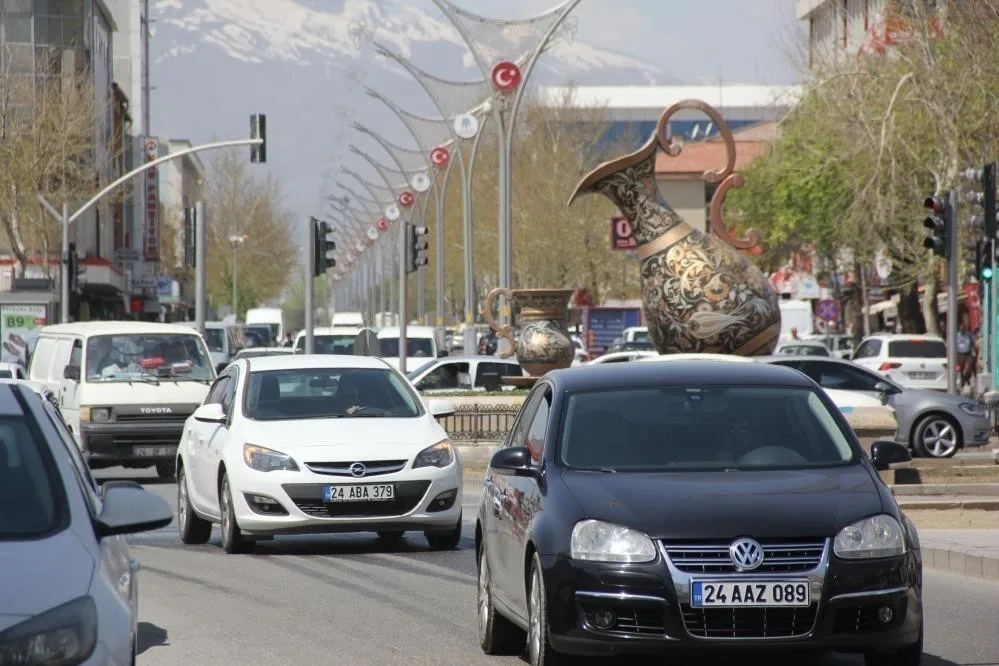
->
[[891, 484, 999, 497], [897, 498, 999, 510], [922, 547, 999, 582]]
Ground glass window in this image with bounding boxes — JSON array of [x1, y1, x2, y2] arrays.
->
[[60, 17, 82, 46], [203, 328, 226, 353], [243, 368, 421, 421], [0, 371, 11, 379], [84, 334, 213, 382], [507, 386, 547, 449], [204, 376, 230, 405], [854, 340, 881, 359], [4, 16, 33, 43], [221, 372, 238, 414], [417, 362, 468, 391], [406, 359, 437, 380], [3, 44, 34, 74], [34, 16, 62, 46], [475, 362, 520, 387], [295, 334, 356, 355], [0, 416, 66, 539], [3, 0, 33, 13], [42, 401, 100, 508], [777, 344, 830, 357], [559, 385, 855, 472], [631, 330, 650, 343], [888, 340, 946, 358], [525, 392, 551, 462], [68, 339, 82, 367], [377, 337, 434, 358]]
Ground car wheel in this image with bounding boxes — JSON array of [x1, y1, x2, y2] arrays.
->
[[864, 622, 922, 666], [527, 552, 569, 666], [178, 466, 212, 545], [477, 544, 525, 654], [220, 474, 254, 554], [912, 413, 960, 458], [424, 511, 462, 550], [155, 461, 176, 480]]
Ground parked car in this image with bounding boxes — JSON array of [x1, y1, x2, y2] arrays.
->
[[407, 356, 523, 392], [175, 354, 463, 553], [0, 361, 26, 379], [760, 355, 989, 458], [774, 340, 831, 357], [0, 381, 173, 664], [852, 334, 947, 391], [475, 360, 921, 666], [583, 350, 658, 365]]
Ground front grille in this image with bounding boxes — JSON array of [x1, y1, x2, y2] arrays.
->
[[113, 432, 182, 447], [579, 605, 665, 636], [304, 459, 407, 477], [283, 480, 431, 518], [115, 413, 190, 425], [680, 604, 817, 638], [833, 599, 906, 634], [663, 539, 826, 574]]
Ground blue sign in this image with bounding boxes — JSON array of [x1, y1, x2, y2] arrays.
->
[[817, 299, 840, 322]]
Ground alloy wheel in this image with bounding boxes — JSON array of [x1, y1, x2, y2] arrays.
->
[[477, 554, 490, 640], [177, 475, 188, 532], [221, 481, 232, 539], [920, 418, 958, 457], [528, 566, 543, 665]]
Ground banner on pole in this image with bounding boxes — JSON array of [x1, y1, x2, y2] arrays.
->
[[143, 137, 161, 262]]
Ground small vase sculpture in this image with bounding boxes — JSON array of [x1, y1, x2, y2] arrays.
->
[[569, 100, 781, 356], [484, 287, 575, 380]]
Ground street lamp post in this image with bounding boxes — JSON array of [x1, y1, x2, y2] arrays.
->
[[229, 234, 246, 319]]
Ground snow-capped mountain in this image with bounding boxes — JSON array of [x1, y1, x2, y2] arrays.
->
[[149, 0, 674, 226]]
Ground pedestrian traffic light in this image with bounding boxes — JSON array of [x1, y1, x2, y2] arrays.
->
[[406, 223, 428, 274], [250, 114, 267, 164], [923, 195, 952, 259], [312, 217, 335, 276]]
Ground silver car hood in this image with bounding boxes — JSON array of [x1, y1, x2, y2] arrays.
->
[[0, 529, 94, 631]]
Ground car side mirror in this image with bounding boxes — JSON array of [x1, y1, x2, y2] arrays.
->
[[63, 364, 80, 381], [96, 485, 173, 538], [490, 446, 537, 477], [193, 402, 227, 424], [870, 440, 911, 471], [874, 381, 899, 405], [427, 399, 456, 419]]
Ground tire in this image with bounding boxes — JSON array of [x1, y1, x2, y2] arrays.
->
[[425, 512, 462, 550], [527, 552, 570, 666], [219, 474, 254, 554], [477, 544, 525, 655], [178, 466, 212, 545], [155, 460, 176, 480], [911, 413, 960, 459], [864, 623, 923, 666]]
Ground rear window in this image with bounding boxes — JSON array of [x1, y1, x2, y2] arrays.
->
[[888, 340, 946, 358], [0, 416, 65, 539], [560, 385, 855, 472], [295, 335, 356, 355]]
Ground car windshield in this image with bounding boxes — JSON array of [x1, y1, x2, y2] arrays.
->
[[0, 371, 11, 379], [244, 326, 272, 346], [243, 367, 422, 420], [295, 335, 357, 355], [85, 333, 213, 382], [203, 328, 226, 353], [378, 337, 434, 358], [777, 344, 829, 356], [407, 359, 438, 380], [631, 330, 650, 343], [888, 340, 946, 358], [560, 385, 855, 472], [0, 417, 64, 539]]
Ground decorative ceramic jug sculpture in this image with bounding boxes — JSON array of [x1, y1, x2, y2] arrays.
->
[[569, 100, 781, 356], [483, 287, 575, 377]]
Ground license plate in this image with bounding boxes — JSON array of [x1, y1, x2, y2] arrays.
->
[[908, 372, 936, 380], [133, 446, 176, 457], [691, 581, 810, 608], [323, 484, 395, 502]]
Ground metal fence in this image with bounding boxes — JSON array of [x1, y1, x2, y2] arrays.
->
[[439, 404, 520, 442]]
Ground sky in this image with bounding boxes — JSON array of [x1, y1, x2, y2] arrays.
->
[[455, 0, 804, 85]]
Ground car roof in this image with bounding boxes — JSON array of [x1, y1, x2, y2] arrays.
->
[[40, 321, 199, 336], [419, 355, 519, 363], [242, 354, 390, 372], [295, 327, 364, 337], [377, 326, 436, 338], [546, 359, 813, 392]]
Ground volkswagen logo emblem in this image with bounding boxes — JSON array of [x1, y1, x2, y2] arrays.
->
[[729, 538, 765, 571], [349, 462, 366, 478]]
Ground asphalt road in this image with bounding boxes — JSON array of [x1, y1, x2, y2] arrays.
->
[[98, 467, 999, 666]]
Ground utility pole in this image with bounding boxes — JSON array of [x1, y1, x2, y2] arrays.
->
[[398, 223, 409, 374], [194, 201, 206, 335], [305, 218, 316, 354], [947, 189, 959, 394]]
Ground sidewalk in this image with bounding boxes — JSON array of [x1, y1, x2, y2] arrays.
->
[[919, 529, 999, 582]]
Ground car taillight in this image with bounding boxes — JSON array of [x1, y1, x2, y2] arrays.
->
[[878, 362, 901, 371]]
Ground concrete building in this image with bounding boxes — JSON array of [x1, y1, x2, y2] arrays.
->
[[156, 139, 206, 319]]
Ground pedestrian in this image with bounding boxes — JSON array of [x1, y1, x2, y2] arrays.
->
[[790, 327, 800, 340], [281, 333, 293, 348], [956, 324, 975, 391]]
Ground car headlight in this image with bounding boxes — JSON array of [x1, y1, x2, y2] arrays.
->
[[0, 595, 97, 665], [79, 407, 111, 423], [413, 439, 454, 469], [570, 519, 656, 563], [243, 444, 299, 472], [959, 402, 987, 417], [834, 514, 905, 559]]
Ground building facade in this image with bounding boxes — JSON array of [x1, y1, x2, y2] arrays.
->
[[157, 139, 205, 319]]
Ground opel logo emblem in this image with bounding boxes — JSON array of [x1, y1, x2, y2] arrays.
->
[[349, 462, 366, 478], [729, 538, 765, 571]]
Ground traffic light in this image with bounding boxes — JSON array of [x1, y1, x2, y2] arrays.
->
[[66, 242, 84, 292], [406, 223, 428, 274], [250, 114, 267, 163], [312, 217, 335, 276], [183, 206, 196, 267], [923, 195, 952, 259]]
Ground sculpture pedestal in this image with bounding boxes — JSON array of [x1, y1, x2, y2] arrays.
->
[[502, 376, 540, 389]]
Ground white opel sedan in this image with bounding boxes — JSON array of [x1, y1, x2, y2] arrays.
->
[[175, 354, 463, 554]]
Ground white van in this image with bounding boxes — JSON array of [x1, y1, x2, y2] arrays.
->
[[377, 325, 439, 370], [177, 320, 237, 372], [293, 326, 363, 354], [245, 307, 284, 343], [28, 321, 216, 479]]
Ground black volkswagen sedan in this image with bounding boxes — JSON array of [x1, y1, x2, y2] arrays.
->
[[475, 361, 922, 666]]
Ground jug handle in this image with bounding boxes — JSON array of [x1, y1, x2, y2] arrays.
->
[[654, 100, 761, 251], [483, 288, 516, 360]]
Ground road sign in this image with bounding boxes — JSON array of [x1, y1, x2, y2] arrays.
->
[[430, 146, 450, 169], [491, 61, 522, 92], [453, 113, 479, 139], [114, 248, 141, 263], [411, 172, 431, 192], [610, 216, 637, 251], [398, 191, 414, 207], [817, 299, 840, 322]]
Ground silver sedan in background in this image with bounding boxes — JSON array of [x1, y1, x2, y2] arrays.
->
[[760, 356, 990, 458]]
